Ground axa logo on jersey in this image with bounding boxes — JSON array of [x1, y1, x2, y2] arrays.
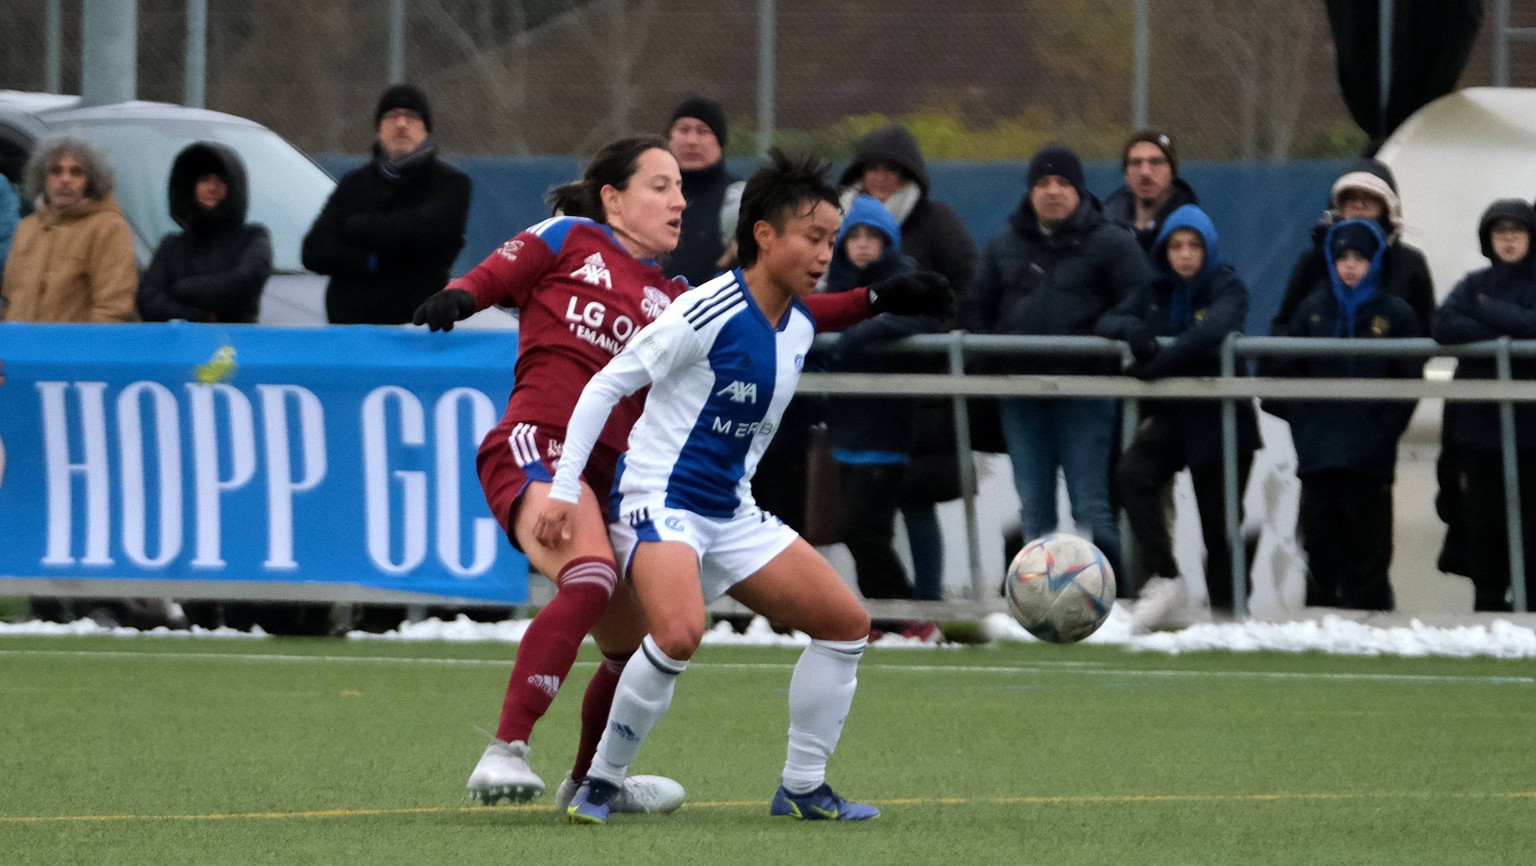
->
[[570, 253, 612, 289], [716, 381, 757, 404]]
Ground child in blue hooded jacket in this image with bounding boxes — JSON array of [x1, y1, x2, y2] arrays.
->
[[1263, 218, 1422, 611], [822, 194, 949, 616], [1097, 204, 1260, 628]]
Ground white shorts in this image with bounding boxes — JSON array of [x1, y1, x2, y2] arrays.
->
[[608, 502, 800, 603]]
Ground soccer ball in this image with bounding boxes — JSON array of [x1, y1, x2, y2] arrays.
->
[[1005, 533, 1116, 644]]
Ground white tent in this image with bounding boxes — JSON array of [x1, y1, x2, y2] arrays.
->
[[1377, 87, 1536, 298]]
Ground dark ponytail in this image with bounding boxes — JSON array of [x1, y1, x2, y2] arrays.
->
[[546, 134, 671, 222]]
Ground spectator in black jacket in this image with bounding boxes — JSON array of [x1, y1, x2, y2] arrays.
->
[[837, 125, 977, 591], [1097, 204, 1259, 629], [1432, 199, 1536, 612], [963, 144, 1150, 577], [663, 96, 741, 286], [1270, 159, 1434, 334], [1263, 219, 1423, 611], [303, 83, 472, 324], [137, 142, 271, 323], [823, 194, 946, 625], [1102, 130, 1198, 253]]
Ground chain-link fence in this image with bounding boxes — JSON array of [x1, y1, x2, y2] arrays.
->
[[2, 0, 1534, 159]]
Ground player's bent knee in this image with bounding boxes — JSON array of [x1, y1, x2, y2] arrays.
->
[[650, 622, 704, 661]]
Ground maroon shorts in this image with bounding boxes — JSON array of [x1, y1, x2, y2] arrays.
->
[[477, 421, 620, 545]]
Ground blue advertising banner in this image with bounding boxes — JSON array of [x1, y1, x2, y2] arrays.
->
[[0, 323, 528, 603]]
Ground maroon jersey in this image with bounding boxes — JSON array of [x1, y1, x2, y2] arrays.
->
[[449, 217, 689, 459]]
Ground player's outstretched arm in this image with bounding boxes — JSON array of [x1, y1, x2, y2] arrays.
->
[[412, 289, 478, 331], [867, 271, 955, 319]]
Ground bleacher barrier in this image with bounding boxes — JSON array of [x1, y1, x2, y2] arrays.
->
[[0, 323, 529, 606], [5, 323, 1535, 617]]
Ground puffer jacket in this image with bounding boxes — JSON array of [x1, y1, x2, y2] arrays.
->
[[963, 192, 1149, 373], [137, 141, 272, 323]]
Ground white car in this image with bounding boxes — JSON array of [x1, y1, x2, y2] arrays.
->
[[0, 89, 333, 324]]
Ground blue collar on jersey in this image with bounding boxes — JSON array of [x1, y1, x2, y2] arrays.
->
[[732, 267, 807, 332], [596, 222, 661, 268]]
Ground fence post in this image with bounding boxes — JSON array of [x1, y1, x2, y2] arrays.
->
[[1119, 343, 1139, 595], [45, 0, 63, 93], [389, 0, 406, 84], [183, 0, 207, 108], [1222, 332, 1246, 618], [1496, 338, 1528, 612], [756, 0, 776, 157], [950, 333, 985, 601]]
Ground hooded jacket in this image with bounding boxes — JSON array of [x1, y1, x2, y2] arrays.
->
[[1095, 205, 1260, 463], [1432, 198, 1536, 450], [821, 194, 939, 457], [1102, 176, 1200, 253], [1, 191, 137, 323], [963, 186, 1149, 373], [838, 126, 976, 301], [136, 142, 273, 323], [1271, 161, 1434, 334], [1264, 219, 1423, 480], [302, 139, 471, 324]]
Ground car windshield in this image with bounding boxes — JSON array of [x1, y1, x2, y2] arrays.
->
[[62, 117, 333, 272]]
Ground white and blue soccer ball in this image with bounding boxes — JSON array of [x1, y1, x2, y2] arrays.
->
[[1005, 533, 1115, 644]]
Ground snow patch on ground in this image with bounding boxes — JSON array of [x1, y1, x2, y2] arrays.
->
[[7, 604, 1535, 659]]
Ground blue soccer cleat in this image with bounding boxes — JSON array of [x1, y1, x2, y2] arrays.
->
[[567, 778, 621, 825], [769, 783, 880, 821]]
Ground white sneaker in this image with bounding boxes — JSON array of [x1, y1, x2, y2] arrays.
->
[[1132, 576, 1193, 632], [467, 740, 545, 805], [554, 773, 686, 814]]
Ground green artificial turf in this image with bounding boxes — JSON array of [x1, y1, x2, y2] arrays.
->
[[1, 637, 1532, 865]]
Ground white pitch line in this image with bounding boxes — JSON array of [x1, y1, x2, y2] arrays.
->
[[0, 648, 1528, 685]]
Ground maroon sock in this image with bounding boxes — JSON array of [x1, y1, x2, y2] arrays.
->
[[494, 557, 615, 744], [572, 650, 631, 781]]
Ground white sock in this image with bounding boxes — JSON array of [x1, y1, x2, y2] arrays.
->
[[587, 634, 687, 785], [781, 637, 866, 794]]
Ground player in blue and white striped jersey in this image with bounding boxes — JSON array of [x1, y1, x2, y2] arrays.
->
[[535, 150, 953, 824]]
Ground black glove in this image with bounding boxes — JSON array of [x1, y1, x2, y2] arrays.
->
[[412, 289, 478, 332], [867, 271, 955, 319], [1127, 329, 1161, 365]]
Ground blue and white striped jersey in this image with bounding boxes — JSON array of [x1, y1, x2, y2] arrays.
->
[[549, 269, 817, 519]]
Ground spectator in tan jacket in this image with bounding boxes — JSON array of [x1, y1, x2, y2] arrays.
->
[[1, 136, 137, 323]]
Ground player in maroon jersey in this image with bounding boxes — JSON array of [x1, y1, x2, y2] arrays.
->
[[413, 136, 948, 813]]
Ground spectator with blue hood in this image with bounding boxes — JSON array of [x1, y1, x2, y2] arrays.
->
[[1263, 218, 1422, 611], [1097, 204, 1260, 628], [1432, 198, 1536, 612], [822, 195, 947, 624]]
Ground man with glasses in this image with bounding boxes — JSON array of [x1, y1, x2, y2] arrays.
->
[[302, 83, 472, 325], [1104, 130, 1197, 254]]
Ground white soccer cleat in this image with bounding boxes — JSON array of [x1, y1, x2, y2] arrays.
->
[[554, 773, 686, 814], [1132, 576, 1193, 632], [467, 739, 545, 805]]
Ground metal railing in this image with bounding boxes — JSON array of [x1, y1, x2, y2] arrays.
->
[[798, 333, 1536, 616]]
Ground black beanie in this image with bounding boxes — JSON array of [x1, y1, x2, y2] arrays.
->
[[1330, 220, 1382, 262], [1123, 129, 1178, 176], [1027, 143, 1085, 194], [668, 96, 728, 148], [375, 83, 432, 132]]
